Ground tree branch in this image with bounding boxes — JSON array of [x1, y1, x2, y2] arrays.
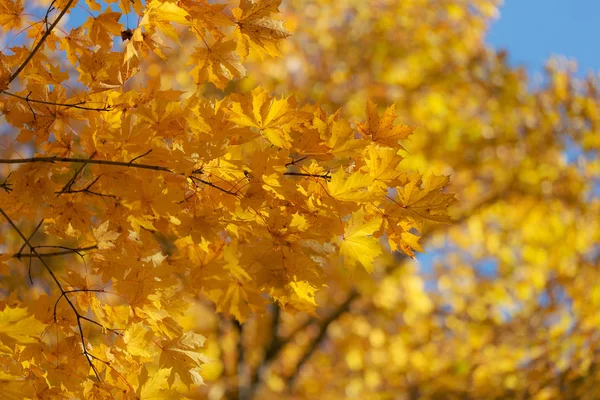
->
[[0, 156, 174, 172], [6, 0, 75, 85], [283, 171, 331, 181], [284, 289, 359, 388], [11, 245, 97, 259], [0, 209, 120, 381], [241, 302, 282, 399], [1, 91, 111, 111]]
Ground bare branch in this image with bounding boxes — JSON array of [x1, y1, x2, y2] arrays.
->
[[0, 156, 174, 172], [0, 91, 111, 112], [283, 171, 331, 180], [128, 149, 152, 164], [11, 245, 98, 259], [284, 156, 308, 167], [0, 172, 13, 193], [57, 152, 97, 195], [15, 219, 44, 257]]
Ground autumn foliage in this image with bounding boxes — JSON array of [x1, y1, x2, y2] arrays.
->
[[3, 0, 600, 399], [0, 0, 459, 398]]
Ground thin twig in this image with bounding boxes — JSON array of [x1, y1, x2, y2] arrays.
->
[[11, 245, 98, 259], [0, 172, 13, 193], [0, 208, 118, 381], [0, 91, 111, 111], [128, 149, 152, 164], [284, 156, 308, 167], [0, 156, 174, 172], [57, 152, 97, 195], [15, 219, 44, 257], [283, 171, 331, 180], [7, 0, 76, 85]]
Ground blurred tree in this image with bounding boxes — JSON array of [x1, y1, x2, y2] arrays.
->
[[184, 1, 600, 399]]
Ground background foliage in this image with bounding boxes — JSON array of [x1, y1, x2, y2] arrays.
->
[[2, 0, 600, 399]]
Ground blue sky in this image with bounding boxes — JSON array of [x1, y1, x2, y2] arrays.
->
[[417, 1, 599, 276], [485, 0, 600, 75]]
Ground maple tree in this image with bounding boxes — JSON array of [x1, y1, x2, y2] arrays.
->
[[0, 0, 457, 398], [196, 1, 600, 399]]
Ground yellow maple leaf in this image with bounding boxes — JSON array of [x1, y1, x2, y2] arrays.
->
[[232, 0, 290, 60], [313, 108, 364, 157], [357, 98, 414, 147], [137, 367, 179, 399], [0, 0, 23, 31], [124, 322, 155, 358], [92, 220, 120, 250], [394, 174, 457, 224], [159, 331, 209, 387], [338, 208, 383, 272], [84, 11, 123, 49], [140, 0, 191, 42], [327, 168, 379, 202], [363, 144, 404, 183], [0, 371, 35, 400], [189, 40, 246, 89], [229, 87, 298, 148], [0, 307, 46, 344]]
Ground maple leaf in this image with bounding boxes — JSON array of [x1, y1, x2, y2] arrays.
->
[[159, 331, 209, 387], [0, 0, 23, 31], [92, 220, 121, 250], [210, 280, 267, 322], [393, 174, 457, 224], [357, 98, 415, 147], [123, 322, 155, 358], [137, 367, 179, 399], [0, 371, 35, 400], [0, 307, 46, 344], [84, 11, 123, 50], [362, 144, 405, 190], [179, 0, 234, 40], [229, 87, 300, 148], [327, 168, 380, 202], [124, 28, 168, 64], [315, 108, 364, 157], [338, 208, 383, 272], [61, 26, 95, 66], [140, 0, 191, 42], [189, 40, 246, 89], [232, 0, 290, 60]]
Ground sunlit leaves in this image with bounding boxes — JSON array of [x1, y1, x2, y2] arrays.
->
[[233, 0, 290, 60], [159, 331, 209, 387], [84, 11, 122, 49], [0, 0, 456, 397], [92, 221, 120, 250], [0, 0, 22, 31], [189, 40, 246, 88], [0, 307, 46, 344], [327, 168, 378, 202], [338, 208, 383, 272], [229, 86, 299, 148], [357, 99, 414, 147]]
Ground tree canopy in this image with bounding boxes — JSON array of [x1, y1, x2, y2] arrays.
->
[[0, 0, 456, 397], [2, 0, 600, 399]]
